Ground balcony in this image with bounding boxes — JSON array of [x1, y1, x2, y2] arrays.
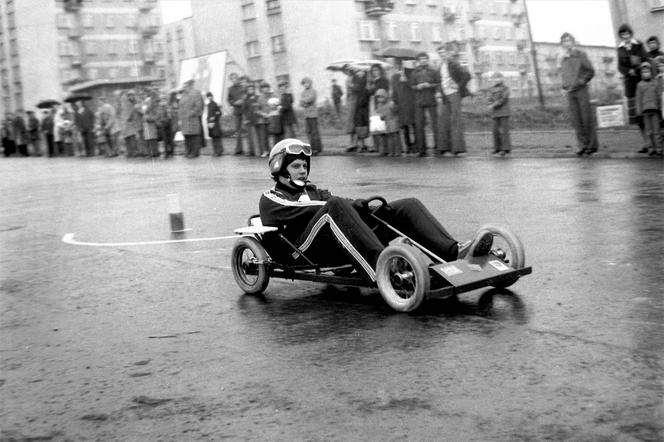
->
[[468, 11, 482, 22], [363, 1, 394, 17], [144, 52, 155, 63], [140, 24, 159, 37], [64, 0, 82, 12], [469, 37, 484, 50], [138, 0, 158, 12], [70, 55, 82, 66], [67, 27, 80, 38], [511, 11, 524, 26], [516, 39, 527, 51]]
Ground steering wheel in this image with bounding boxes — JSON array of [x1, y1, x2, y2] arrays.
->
[[365, 195, 388, 214]]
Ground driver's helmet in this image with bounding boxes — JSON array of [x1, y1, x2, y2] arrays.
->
[[268, 138, 312, 177]]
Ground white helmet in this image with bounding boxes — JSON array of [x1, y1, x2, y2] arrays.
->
[[268, 138, 312, 176]]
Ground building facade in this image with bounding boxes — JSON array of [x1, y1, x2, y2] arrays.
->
[[190, 0, 538, 107], [163, 15, 196, 89], [608, 0, 663, 44], [0, 0, 166, 114]]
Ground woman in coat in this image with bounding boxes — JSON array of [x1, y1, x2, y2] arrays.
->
[[142, 90, 160, 157], [351, 69, 371, 152], [391, 62, 416, 152], [367, 63, 390, 109], [206, 92, 223, 156]]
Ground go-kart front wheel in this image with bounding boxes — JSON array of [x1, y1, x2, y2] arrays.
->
[[475, 224, 525, 288], [231, 237, 270, 294], [376, 244, 430, 312]]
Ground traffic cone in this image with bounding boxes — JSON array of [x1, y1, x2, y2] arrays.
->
[[167, 194, 186, 234]]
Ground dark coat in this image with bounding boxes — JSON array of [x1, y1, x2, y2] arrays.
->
[[617, 40, 647, 98], [409, 65, 440, 107], [391, 72, 415, 126], [78, 107, 95, 132], [227, 83, 245, 116], [488, 83, 510, 118], [207, 99, 222, 138], [331, 84, 343, 103], [280, 92, 297, 126], [27, 115, 40, 140], [41, 114, 54, 134], [351, 74, 370, 127], [442, 59, 472, 100], [243, 93, 260, 125]]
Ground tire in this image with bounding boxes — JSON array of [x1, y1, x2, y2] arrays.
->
[[376, 244, 430, 312], [231, 237, 270, 294], [475, 224, 526, 288]]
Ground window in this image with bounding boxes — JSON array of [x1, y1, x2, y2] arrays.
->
[[242, 3, 256, 20], [245, 40, 260, 57], [82, 13, 93, 28], [129, 66, 140, 77], [266, 0, 280, 14], [88, 68, 99, 79], [493, 26, 501, 40], [85, 41, 96, 55], [107, 40, 118, 55], [105, 15, 114, 28], [128, 40, 138, 54], [109, 67, 118, 78], [59, 40, 71, 55], [359, 20, 376, 41], [426, 0, 437, 6], [271, 34, 285, 53], [410, 22, 420, 42], [432, 24, 442, 42], [56, 13, 70, 28], [386, 21, 398, 41], [405, 0, 416, 4]]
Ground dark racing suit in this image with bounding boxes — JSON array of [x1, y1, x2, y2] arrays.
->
[[259, 181, 460, 281]]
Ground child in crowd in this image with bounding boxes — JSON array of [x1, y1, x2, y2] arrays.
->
[[278, 81, 298, 138], [93, 110, 107, 156], [299, 77, 322, 154], [372, 89, 401, 156], [635, 62, 662, 156], [267, 97, 284, 146], [487, 71, 511, 156]]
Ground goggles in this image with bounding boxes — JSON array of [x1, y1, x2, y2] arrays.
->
[[283, 142, 312, 156]]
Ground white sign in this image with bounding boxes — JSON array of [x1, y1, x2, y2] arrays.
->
[[178, 50, 228, 105], [596, 104, 625, 128]]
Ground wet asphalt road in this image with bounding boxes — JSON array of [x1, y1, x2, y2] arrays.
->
[[0, 154, 662, 441]]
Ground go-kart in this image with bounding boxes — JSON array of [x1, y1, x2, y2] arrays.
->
[[231, 197, 532, 312]]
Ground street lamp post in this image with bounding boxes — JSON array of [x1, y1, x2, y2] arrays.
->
[[521, 0, 545, 106]]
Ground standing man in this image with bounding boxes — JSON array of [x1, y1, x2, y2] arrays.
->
[[157, 95, 174, 158], [331, 78, 343, 117], [41, 109, 55, 157], [77, 100, 95, 156], [178, 79, 205, 158], [13, 111, 28, 156], [26, 111, 42, 156], [206, 91, 223, 156], [1, 112, 16, 156], [121, 90, 141, 157], [227, 73, 246, 155], [560, 32, 598, 156], [98, 96, 120, 157], [409, 52, 441, 156], [437, 41, 471, 155]]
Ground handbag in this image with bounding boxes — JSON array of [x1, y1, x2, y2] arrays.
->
[[356, 126, 369, 139], [369, 115, 386, 134]]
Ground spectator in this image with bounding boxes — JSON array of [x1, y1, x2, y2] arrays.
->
[[331, 78, 343, 116], [645, 36, 664, 66], [368, 63, 390, 108], [351, 69, 371, 152], [121, 90, 142, 157], [560, 32, 598, 156], [299, 77, 322, 155], [157, 95, 175, 158], [77, 100, 95, 157], [13, 111, 28, 157], [373, 88, 401, 156], [487, 71, 511, 156], [255, 82, 274, 157], [635, 62, 662, 156], [98, 96, 120, 157], [142, 90, 160, 158], [267, 97, 284, 146], [206, 91, 223, 156], [616, 24, 649, 153], [343, 65, 360, 151], [437, 41, 471, 156], [278, 81, 298, 138], [26, 111, 42, 157], [1, 112, 15, 157], [242, 82, 260, 156], [227, 73, 246, 155], [391, 60, 416, 153], [57, 105, 75, 156], [41, 109, 55, 157], [410, 52, 441, 156], [178, 79, 205, 158]]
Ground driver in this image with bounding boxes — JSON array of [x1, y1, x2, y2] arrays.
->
[[259, 138, 493, 281]]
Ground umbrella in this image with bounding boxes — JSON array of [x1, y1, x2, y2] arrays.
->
[[36, 99, 61, 109], [326, 59, 359, 71], [374, 47, 421, 60], [63, 93, 93, 103], [350, 59, 392, 71]]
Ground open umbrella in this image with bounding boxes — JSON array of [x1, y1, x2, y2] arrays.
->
[[325, 59, 359, 71], [36, 99, 61, 109], [350, 59, 392, 71], [63, 93, 93, 103], [374, 47, 421, 60]]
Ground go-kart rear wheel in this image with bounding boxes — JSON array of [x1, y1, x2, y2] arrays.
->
[[376, 244, 430, 312], [231, 237, 270, 294], [475, 224, 525, 288]]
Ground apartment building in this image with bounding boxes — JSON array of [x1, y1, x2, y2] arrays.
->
[[190, 0, 537, 103], [163, 15, 196, 89], [608, 0, 663, 44], [0, 0, 165, 114]]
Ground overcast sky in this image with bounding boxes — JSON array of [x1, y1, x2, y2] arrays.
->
[[160, 0, 615, 46]]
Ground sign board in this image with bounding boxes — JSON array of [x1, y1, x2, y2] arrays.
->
[[596, 104, 625, 128]]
